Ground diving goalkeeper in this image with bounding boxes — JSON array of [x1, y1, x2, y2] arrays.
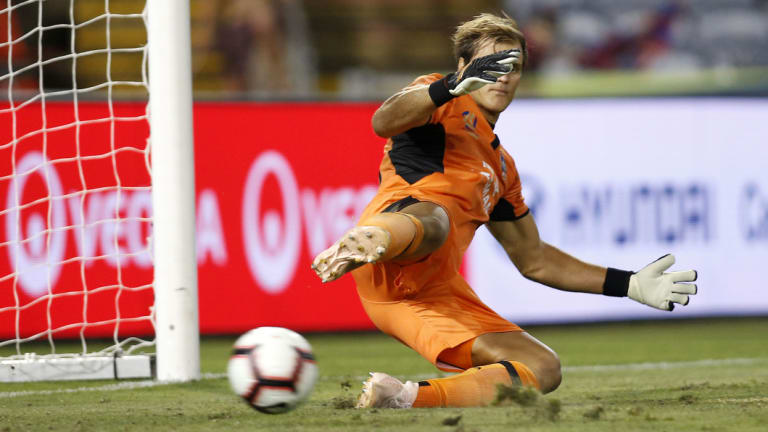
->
[[312, 12, 698, 409]]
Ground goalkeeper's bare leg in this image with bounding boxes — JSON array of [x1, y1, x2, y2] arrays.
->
[[311, 202, 449, 282]]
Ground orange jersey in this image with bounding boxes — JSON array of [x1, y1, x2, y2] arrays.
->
[[354, 73, 528, 301], [351, 74, 527, 365]]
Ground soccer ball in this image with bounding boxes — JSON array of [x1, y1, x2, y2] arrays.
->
[[227, 327, 318, 414]]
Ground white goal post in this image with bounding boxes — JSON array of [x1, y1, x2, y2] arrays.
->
[[146, 0, 199, 383], [0, 0, 198, 382]]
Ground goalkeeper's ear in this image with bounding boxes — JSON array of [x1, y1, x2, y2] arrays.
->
[[456, 57, 467, 77]]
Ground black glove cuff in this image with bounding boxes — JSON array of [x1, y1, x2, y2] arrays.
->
[[603, 268, 633, 297], [428, 76, 456, 107]]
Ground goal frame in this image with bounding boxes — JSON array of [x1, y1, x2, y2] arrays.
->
[[146, 0, 199, 383], [0, 0, 199, 383]]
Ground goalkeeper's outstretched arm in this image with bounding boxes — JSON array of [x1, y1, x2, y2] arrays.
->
[[372, 49, 521, 138], [487, 214, 698, 311], [372, 85, 436, 138]]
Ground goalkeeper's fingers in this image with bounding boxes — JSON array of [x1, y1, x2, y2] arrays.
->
[[466, 49, 519, 73], [462, 62, 509, 80], [496, 56, 521, 65], [486, 67, 511, 78], [449, 76, 496, 95], [672, 283, 697, 295], [665, 292, 691, 311], [489, 48, 521, 59], [484, 61, 514, 72], [496, 53, 522, 66], [478, 72, 503, 82], [644, 253, 675, 275], [669, 269, 697, 283], [484, 55, 519, 76]]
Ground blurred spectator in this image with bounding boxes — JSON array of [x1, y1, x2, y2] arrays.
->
[[522, 8, 558, 72], [2, 2, 79, 94], [506, 0, 768, 73], [4, 0, 767, 99], [0, 7, 37, 92], [578, 3, 681, 70], [214, 0, 316, 96]]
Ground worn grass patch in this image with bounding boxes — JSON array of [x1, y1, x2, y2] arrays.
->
[[493, 384, 561, 422], [1, 317, 767, 431]]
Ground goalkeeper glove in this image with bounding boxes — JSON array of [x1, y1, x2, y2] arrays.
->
[[603, 254, 698, 311], [628, 254, 698, 311], [428, 49, 522, 107]]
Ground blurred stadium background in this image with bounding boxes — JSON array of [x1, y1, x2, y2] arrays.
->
[[1, 0, 768, 381], [1, 0, 767, 430], [5, 0, 768, 98], [1, 0, 767, 349]]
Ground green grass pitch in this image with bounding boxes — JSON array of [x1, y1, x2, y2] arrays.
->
[[2, 317, 767, 431]]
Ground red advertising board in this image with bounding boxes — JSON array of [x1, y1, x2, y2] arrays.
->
[[0, 102, 384, 339], [194, 103, 382, 333], [0, 102, 155, 339]]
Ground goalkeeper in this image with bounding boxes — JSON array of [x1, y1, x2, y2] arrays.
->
[[312, 12, 698, 409]]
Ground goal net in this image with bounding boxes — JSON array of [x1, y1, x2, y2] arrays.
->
[[0, 0, 198, 382]]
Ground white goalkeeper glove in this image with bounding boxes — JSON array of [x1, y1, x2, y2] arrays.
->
[[428, 49, 522, 106], [628, 254, 698, 311], [447, 49, 522, 96]]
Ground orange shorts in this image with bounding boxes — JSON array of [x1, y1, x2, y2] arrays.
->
[[353, 268, 521, 372]]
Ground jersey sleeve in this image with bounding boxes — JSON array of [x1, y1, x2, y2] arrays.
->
[[405, 73, 441, 89], [403, 73, 454, 125], [489, 153, 529, 221]]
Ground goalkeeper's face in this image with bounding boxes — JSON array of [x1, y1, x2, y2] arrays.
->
[[460, 39, 523, 122]]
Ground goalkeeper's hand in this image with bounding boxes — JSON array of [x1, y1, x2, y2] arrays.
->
[[628, 254, 698, 311], [446, 49, 522, 96]]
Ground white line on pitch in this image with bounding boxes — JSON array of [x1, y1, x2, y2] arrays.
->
[[562, 357, 767, 372], [0, 373, 225, 399], [1, 358, 766, 399]]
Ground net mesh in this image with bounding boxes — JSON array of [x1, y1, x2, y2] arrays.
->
[[0, 0, 154, 361]]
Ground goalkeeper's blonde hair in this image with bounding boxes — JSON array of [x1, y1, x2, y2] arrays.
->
[[451, 12, 528, 67]]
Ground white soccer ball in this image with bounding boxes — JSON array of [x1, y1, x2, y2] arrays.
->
[[227, 327, 318, 414]]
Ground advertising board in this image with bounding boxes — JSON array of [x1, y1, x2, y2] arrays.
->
[[1, 99, 765, 338]]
